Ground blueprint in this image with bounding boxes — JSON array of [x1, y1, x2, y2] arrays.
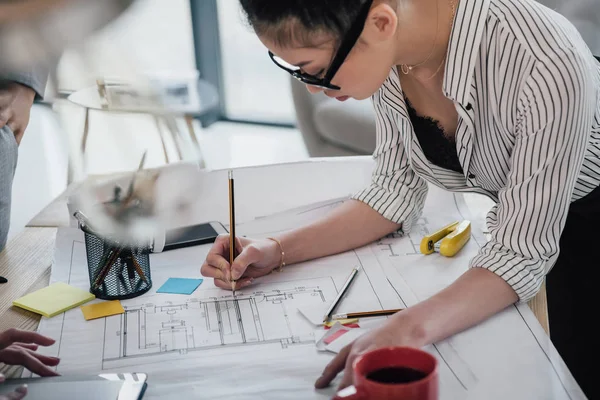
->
[[102, 281, 334, 370], [30, 185, 585, 399]]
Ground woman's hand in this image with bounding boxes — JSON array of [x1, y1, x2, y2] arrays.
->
[[200, 235, 282, 290], [314, 316, 426, 391], [0, 329, 60, 377]]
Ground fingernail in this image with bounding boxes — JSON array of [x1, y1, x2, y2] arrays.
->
[[17, 384, 27, 393]]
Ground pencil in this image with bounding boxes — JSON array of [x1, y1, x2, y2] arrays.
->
[[131, 256, 148, 284], [323, 266, 361, 323], [332, 308, 404, 320], [122, 150, 147, 208], [92, 248, 121, 290], [228, 170, 236, 295]]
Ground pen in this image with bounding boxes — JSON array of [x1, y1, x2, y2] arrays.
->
[[228, 170, 237, 296], [323, 266, 361, 323], [73, 210, 99, 237], [0, 276, 7, 284], [332, 308, 404, 320], [125, 254, 135, 288], [117, 262, 129, 293]]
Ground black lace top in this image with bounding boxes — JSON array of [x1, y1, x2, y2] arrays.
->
[[405, 97, 464, 174]]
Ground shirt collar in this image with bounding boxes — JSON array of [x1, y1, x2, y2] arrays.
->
[[442, 0, 491, 106]]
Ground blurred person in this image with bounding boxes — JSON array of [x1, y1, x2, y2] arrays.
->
[[0, 69, 47, 251]]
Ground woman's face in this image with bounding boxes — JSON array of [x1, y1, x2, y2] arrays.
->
[[258, 3, 401, 101], [261, 36, 394, 101]]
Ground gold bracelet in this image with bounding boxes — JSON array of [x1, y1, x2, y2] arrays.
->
[[267, 237, 285, 272]]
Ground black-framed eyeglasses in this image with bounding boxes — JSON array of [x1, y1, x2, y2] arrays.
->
[[268, 0, 374, 91]]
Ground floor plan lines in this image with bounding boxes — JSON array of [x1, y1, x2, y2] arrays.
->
[[376, 217, 430, 257], [102, 282, 333, 369]]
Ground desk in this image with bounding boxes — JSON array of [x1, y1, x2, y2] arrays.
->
[[1, 158, 550, 380]]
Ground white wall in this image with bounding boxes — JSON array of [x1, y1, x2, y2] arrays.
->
[[56, 0, 197, 91]]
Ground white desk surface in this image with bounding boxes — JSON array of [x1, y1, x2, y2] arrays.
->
[[27, 156, 376, 229]]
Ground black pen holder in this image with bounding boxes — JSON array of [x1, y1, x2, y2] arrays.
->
[[83, 230, 152, 300]]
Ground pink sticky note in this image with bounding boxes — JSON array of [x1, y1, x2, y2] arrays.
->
[[323, 328, 349, 345]]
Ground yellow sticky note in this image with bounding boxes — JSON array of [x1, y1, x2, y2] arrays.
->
[[13, 282, 95, 318], [323, 318, 359, 328], [81, 300, 125, 321]]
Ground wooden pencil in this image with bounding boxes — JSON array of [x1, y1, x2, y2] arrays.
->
[[92, 248, 121, 290], [131, 256, 148, 284], [228, 170, 236, 295], [331, 308, 404, 320]]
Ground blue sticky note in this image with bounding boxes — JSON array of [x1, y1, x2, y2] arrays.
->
[[157, 278, 204, 295]]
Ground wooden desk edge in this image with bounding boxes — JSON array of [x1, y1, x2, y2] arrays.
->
[[527, 281, 549, 335]]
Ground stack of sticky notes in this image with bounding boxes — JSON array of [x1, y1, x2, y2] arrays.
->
[[13, 282, 95, 318]]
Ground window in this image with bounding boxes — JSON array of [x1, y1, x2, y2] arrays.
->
[[191, 0, 296, 126]]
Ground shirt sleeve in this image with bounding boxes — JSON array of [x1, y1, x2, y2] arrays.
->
[[352, 90, 429, 234], [1, 65, 49, 100], [469, 50, 597, 302]]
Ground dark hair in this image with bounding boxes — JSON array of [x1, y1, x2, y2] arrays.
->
[[238, 0, 370, 47]]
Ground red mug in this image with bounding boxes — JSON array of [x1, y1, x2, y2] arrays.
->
[[333, 347, 438, 400]]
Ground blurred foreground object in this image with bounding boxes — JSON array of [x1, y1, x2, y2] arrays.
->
[[0, 0, 218, 245], [0, 0, 136, 72]]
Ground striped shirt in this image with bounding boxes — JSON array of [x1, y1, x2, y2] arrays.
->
[[353, 0, 600, 302]]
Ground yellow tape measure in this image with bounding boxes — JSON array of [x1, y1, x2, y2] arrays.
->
[[420, 220, 471, 257]]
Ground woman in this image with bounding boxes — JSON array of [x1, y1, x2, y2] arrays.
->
[[201, 0, 600, 397]]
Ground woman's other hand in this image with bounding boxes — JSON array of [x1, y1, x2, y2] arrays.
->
[[315, 316, 426, 391]]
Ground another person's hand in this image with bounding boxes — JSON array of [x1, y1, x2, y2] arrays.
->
[[0, 82, 36, 145], [0, 373, 27, 400], [314, 317, 425, 391], [0, 329, 60, 377], [200, 235, 282, 290]]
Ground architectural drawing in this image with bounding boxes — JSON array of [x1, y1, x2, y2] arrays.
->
[[102, 285, 329, 369], [376, 217, 430, 257], [33, 189, 584, 399]]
